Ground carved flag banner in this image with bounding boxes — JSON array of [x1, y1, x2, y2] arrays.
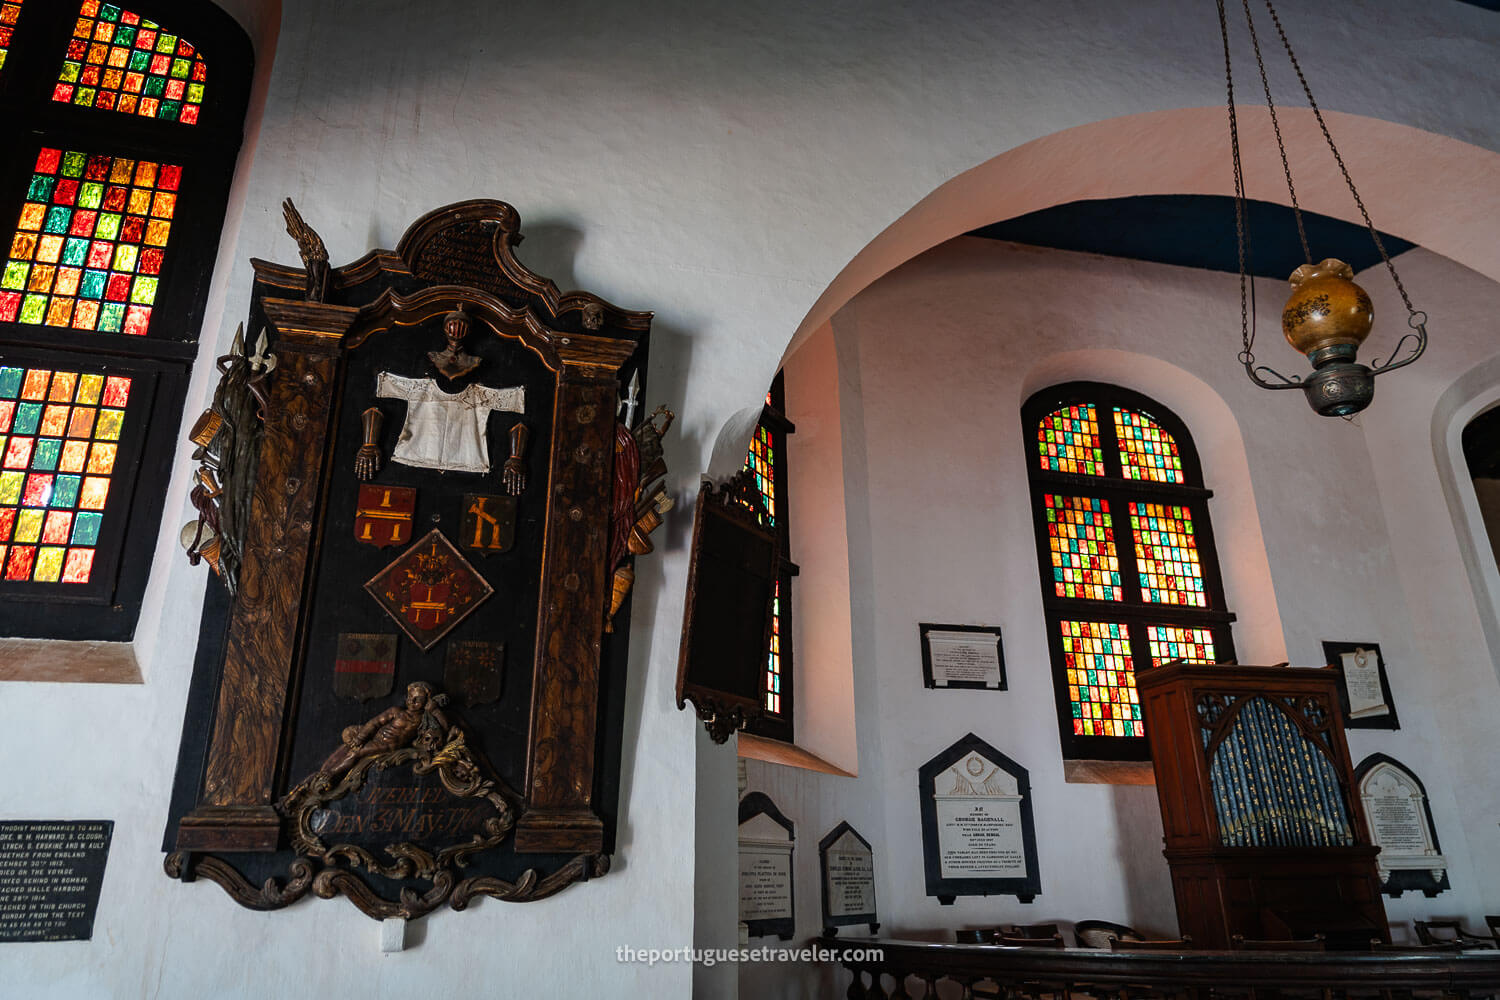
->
[[445, 640, 505, 707], [354, 485, 417, 548], [365, 530, 494, 650], [333, 633, 398, 701], [461, 493, 517, 555]]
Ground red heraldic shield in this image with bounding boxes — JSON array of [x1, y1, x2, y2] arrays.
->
[[364, 529, 494, 651], [354, 484, 417, 548], [333, 632, 397, 701]]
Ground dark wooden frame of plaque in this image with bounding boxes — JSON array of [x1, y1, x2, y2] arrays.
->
[[1354, 753, 1450, 899], [918, 732, 1041, 905], [818, 820, 879, 937], [1323, 640, 1400, 731], [162, 200, 650, 919], [919, 622, 1007, 691], [739, 791, 795, 941], [676, 470, 780, 743]]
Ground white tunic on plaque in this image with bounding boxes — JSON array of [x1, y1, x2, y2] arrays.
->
[[376, 373, 525, 474]]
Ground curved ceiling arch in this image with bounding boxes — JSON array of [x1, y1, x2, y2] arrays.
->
[[783, 106, 1500, 361]]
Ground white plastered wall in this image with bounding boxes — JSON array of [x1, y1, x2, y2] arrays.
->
[[0, 1, 1497, 997], [743, 237, 1500, 997]]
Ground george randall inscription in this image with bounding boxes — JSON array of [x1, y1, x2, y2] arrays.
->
[[0, 821, 113, 942]]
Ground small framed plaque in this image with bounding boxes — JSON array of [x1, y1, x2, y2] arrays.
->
[[0, 821, 113, 942], [1322, 640, 1399, 730], [1355, 754, 1449, 898], [818, 821, 878, 936], [738, 792, 795, 940], [918, 733, 1040, 904], [919, 623, 1006, 690]]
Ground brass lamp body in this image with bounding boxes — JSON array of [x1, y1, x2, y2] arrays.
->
[[1280, 259, 1377, 417]]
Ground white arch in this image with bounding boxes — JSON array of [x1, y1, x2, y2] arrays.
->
[[785, 107, 1500, 363]]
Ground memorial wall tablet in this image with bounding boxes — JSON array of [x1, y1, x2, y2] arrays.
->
[[1323, 640, 1399, 730], [1355, 754, 1449, 898], [738, 792, 795, 940], [918, 733, 1040, 905], [818, 821, 878, 936], [919, 623, 1006, 690], [0, 821, 112, 943], [162, 200, 672, 921]]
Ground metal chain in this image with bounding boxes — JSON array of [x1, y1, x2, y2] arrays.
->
[[1260, 0, 1418, 318], [1239, 0, 1310, 264], [1217, 0, 1254, 362]]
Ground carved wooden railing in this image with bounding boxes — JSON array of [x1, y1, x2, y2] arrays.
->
[[822, 936, 1500, 999]]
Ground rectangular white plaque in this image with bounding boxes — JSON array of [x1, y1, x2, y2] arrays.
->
[[738, 844, 793, 922], [935, 796, 1026, 879], [927, 631, 1003, 687]]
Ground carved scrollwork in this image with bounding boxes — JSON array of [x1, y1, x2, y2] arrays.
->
[[682, 691, 751, 745], [450, 852, 611, 908], [166, 853, 315, 912]]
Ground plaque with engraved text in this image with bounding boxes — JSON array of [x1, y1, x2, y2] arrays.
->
[[0, 821, 113, 942], [918, 734, 1039, 903]]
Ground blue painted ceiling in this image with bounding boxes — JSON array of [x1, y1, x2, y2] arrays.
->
[[967, 195, 1415, 281]]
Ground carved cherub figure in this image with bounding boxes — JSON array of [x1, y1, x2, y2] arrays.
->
[[428, 307, 482, 380], [316, 681, 453, 781]]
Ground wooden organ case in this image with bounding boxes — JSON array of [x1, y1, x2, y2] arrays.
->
[[1138, 663, 1388, 949], [161, 200, 656, 919]]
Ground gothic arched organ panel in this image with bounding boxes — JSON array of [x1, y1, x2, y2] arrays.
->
[[162, 199, 668, 920]]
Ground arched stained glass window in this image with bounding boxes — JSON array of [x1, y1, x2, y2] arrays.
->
[[0, 0, 250, 639], [0, 1, 25, 72], [1024, 382, 1236, 761], [54, 1, 206, 124]]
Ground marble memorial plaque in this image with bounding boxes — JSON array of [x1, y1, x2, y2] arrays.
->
[[1356, 754, 1449, 897], [918, 734, 1039, 903], [0, 821, 113, 942], [921, 623, 1006, 690], [738, 792, 795, 939], [818, 821, 877, 933]]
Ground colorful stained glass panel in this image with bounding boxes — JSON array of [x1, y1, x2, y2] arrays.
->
[[1044, 494, 1121, 601], [741, 421, 776, 526], [1114, 407, 1184, 484], [0, 364, 129, 585], [1, 148, 179, 335], [1130, 501, 1206, 606], [1060, 620, 1141, 738], [1038, 404, 1104, 476], [0, 1, 23, 73], [764, 580, 783, 714], [54, 1, 206, 123], [1146, 624, 1216, 668]]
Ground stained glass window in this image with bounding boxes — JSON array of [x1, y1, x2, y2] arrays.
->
[[1146, 624, 1216, 668], [54, 2, 206, 124], [0, 364, 128, 584], [1060, 620, 1141, 738], [1, 147, 180, 335], [1044, 494, 1121, 601], [1130, 501, 1205, 606], [1114, 406, 1184, 483], [0, 0, 23, 72], [765, 580, 782, 714], [1026, 384, 1232, 758], [1038, 403, 1104, 476], [744, 420, 776, 526]]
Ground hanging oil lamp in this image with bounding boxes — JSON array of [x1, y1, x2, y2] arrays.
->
[[1217, 0, 1428, 417]]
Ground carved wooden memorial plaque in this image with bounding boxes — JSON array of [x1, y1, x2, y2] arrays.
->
[[918, 733, 1040, 904], [0, 821, 113, 942], [164, 200, 661, 919]]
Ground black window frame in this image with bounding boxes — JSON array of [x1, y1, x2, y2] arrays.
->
[[0, 0, 251, 639], [1023, 381, 1236, 762], [744, 371, 797, 743]]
